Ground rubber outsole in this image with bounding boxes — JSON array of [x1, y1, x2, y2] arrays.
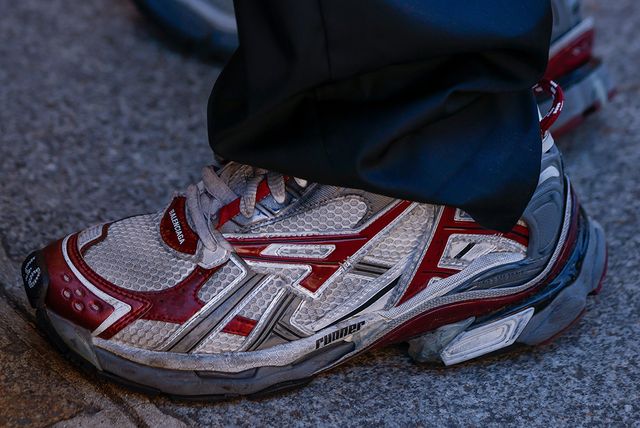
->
[[518, 215, 606, 345], [36, 308, 319, 402]]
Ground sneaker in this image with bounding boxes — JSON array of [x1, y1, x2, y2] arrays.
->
[[22, 82, 607, 399], [542, 0, 615, 136]]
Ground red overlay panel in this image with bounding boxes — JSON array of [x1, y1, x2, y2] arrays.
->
[[222, 315, 258, 337]]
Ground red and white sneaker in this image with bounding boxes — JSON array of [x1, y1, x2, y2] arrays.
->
[[540, 0, 616, 137], [22, 83, 607, 399]]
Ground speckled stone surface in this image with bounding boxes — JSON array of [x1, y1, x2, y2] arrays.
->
[[0, 0, 638, 426]]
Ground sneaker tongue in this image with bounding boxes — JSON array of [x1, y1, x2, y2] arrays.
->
[[160, 196, 199, 255]]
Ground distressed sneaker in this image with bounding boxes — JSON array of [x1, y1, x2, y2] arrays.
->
[[22, 82, 607, 399]]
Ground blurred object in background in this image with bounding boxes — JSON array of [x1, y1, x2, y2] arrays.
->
[[132, 0, 615, 137], [132, 0, 237, 58], [541, 0, 616, 136]]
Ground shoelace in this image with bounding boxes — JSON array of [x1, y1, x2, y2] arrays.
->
[[185, 162, 308, 258], [535, 79, 564, 136]]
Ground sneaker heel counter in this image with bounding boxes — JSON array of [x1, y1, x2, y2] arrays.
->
[[522, 135, 567, 260]]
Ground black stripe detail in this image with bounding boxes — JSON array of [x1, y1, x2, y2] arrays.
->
[[272, 324, 301, 341], [274, 321, 305, 341], [454, 243, 475, 259], [352, 262, 389, 276], [329, 278, 399, 327]]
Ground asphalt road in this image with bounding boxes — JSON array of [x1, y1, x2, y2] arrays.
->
[[0, 0, 638, 426]]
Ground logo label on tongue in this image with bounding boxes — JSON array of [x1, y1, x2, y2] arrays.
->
[[169, 209, 185, 245], [160, 197, 198, 255]]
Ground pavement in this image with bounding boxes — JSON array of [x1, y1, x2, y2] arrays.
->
[[0, 0, 638, 426]]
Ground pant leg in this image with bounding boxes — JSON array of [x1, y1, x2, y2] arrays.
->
[[207, 0, 552, 231]]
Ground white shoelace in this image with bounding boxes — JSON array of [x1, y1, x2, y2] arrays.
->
[[185, 163, 307, 265]]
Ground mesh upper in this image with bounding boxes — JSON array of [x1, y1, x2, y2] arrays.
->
[[111, 319, 180, 350], [193, 331, 246, 354], [198, 260, 245, 302], [292, 273, 373, 329], [83, 212, 197, 292], [363, 204, 435, 267], [248, 196, 369, 235], [237, 277, 283, 321], [75, 180, 535, 356]]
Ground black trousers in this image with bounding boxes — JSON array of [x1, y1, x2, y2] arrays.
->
[[207, 0, 552, 231]]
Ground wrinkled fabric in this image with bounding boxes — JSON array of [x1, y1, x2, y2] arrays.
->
[[208, 0, 552, 231]]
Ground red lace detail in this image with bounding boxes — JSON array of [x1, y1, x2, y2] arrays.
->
[[535, 80, 564, 135]]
